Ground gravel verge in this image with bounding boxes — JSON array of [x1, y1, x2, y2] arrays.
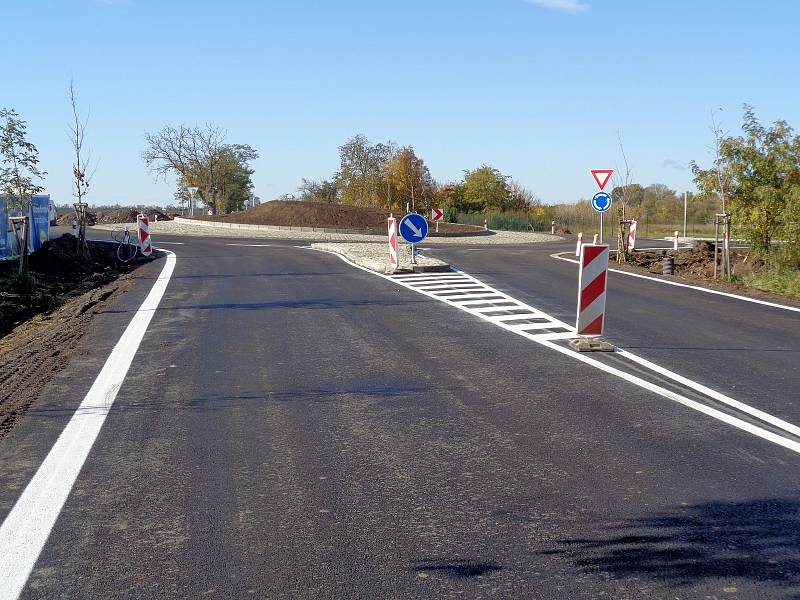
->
[[93, 220, 561, 245], [311, 243, 449, 273]]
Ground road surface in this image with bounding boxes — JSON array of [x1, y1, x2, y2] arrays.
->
[[1, 232, 799, 599]]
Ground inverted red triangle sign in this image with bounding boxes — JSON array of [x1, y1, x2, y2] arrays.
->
[[591, 169, 614, 190]]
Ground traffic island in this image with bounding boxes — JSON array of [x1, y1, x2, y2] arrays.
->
[[311, 242, 451, 273]]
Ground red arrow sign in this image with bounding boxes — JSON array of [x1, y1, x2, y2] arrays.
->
[[431, 207, 444, 222], [591, 169, 614, 190]]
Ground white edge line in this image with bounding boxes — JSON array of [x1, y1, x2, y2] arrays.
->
[[615, 348, 800, 438], [0, 251, 177, 600], [312, 247, 800, 456], [552, 252, 800, 313]]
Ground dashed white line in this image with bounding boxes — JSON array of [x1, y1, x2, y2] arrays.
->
[[0, 251, 177, 600]]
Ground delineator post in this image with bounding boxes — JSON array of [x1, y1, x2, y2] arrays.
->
[[387, 216, 398, 273], [575, 243, 609, 337], [137, 214, 152, 257]]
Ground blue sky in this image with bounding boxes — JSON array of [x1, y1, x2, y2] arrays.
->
[[3, 0, 800, 206]]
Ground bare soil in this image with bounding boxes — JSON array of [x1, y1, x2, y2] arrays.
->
[[56, 207, 172, 226], [191, 201, 483, 235], [0, 234, 142, 338], [616, 241, 800, 306], [0, 234, 152, 437]]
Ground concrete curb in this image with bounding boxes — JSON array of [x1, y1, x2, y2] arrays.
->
[[174, 216, 491, 238], [310, 242, 451, 274]]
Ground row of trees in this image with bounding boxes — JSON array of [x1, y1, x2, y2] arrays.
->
[[691, 106, 800, 263], [297, 134, 541, 216], [142, 124, 258, 214]]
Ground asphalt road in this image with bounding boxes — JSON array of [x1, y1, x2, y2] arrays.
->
[[2, 232, 799, 599]]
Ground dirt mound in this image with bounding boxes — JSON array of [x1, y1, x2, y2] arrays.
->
[[1, 234, 142, 338], [192, 201, 480, 234], [27, 234, 118, 276], [627, 241, 751, 278], [56, 208, 171, 226]]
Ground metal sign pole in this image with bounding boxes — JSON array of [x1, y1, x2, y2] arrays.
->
[[599, 212, 603, 244]]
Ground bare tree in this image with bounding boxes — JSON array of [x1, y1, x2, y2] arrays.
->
[[69, 80, 96, 254]]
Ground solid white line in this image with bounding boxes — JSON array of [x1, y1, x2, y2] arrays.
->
[[225, 243, 274, 247], [153, 241, 184, 246], [538, 339, 800, 455], [0, 251, 177, 600], [313, 247, 800, 456], [616, 348, 800, 438], [552, 252, 800, 313]]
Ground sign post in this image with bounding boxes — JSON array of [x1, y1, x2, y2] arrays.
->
[[570, 243, 613, 352], [399, 213, 428, 265], [590, 170, 614, 244], [137, 213, 152, 256], [430, 207, 443, 233], [387, 216, 398, 273]]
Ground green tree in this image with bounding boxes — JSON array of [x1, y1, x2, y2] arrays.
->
[[692, 105, 800, 258], [335, 134, 393, 208], [386, 146, 434, 212], [143, 124, 257, 214], [0, 108, 46, 213], [461, 165, 510, 212]]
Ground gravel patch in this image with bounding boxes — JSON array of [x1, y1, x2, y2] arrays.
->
[[312, 243, 448, 273], [94, 221, 561, 245]]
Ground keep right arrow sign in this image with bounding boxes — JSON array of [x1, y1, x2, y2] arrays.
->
[[591, 169, 614, 190], [431, 207, 444, 222]]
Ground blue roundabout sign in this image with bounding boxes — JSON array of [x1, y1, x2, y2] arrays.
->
[[591, 192, 612, 213]]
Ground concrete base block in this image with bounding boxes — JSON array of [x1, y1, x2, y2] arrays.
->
[[568, 337, 615, 352]]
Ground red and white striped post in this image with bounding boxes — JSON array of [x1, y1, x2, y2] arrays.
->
[[137, 213, 152, 257], [387, 216, 398, 273], [575, 244, 609, 337], [575, 232, 583, 257], [627, 220, 637, 252]]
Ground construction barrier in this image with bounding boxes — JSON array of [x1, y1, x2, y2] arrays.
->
[[575, 232, 583, 257], [576, 244, 609, 337], [137, 214, 152, 256], [627, 220, 637, 252], [387, 216, 398, 273]]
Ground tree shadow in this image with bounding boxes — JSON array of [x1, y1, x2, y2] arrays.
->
[[412, 559, 503, 578], [546, 497, 800, 590]]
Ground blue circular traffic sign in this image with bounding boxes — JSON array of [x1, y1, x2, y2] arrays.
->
[[399, 213, 429, 243], [591, 192, 612, 213]]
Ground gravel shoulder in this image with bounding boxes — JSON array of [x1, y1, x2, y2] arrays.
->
[[94, 220, 561, 245], [311, 242, 449, 273]]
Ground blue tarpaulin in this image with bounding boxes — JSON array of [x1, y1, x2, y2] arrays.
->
[[0, 195, 51, 260]]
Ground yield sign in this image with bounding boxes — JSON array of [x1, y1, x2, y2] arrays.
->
[[431, 207, 444, 222], [591, 169, 614, 190]]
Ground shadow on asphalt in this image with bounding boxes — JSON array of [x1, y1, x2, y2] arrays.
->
[[413, 559, 503, 578], [545, 497, 800, 589]]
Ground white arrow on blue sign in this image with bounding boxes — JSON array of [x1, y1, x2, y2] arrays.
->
[[399, 213, 429, 243], [591, 192, 612, 213]]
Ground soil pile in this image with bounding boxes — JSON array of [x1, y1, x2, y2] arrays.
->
[[192, 201, 481, 235], [626, 241, 751, 278], [0, 234, 138, 338], [56, 208, 171, 226]]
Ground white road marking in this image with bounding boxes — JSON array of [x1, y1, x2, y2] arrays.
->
[[552, 252, 800, 313], [0, 251, 177, 600], [314, 248, 800, 456], [225, 243, 275, 247], [153, 241, 184, 246]]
